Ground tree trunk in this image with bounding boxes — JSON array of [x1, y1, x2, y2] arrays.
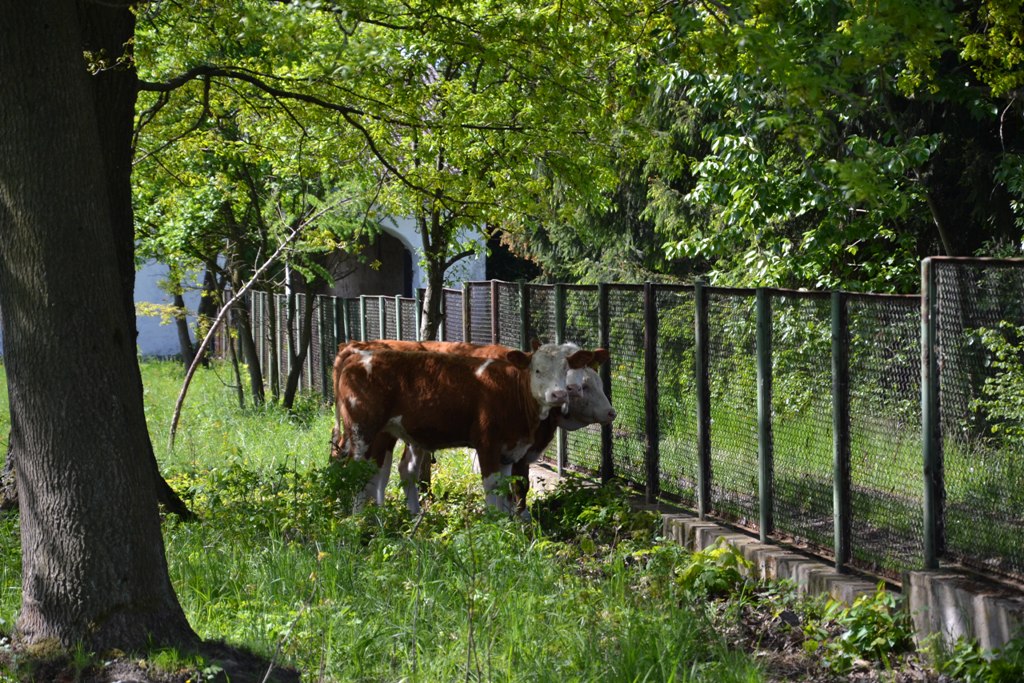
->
[[0, 0, 197, 651], [235, 293, 267, 406], [174, 292, 197, 367], [419, 267, 446, 341], [79, 0, 193, 519], [267, 293, 281, 401], [418, 210, 448, 341], [282, 289, 316, 409], [193, 266, 220, 367]]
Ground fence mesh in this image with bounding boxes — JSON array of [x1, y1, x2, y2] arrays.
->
[[382, 298, 398, 340], [706, 289, 760, 529], [935, 260, 1024, 580], [468, 283, 492, 343], [656, 285, 698, 507], [363, 298, 381, 341], [495, 282, 524, 349], [563, 286, 603, 470], [399, 298, 418, 341], [847, 294, 923, 575], [768, 292, 834, 552], [526, 285, 556, 344], [603, 286, 646, 487], [442, 288, 463, 342]]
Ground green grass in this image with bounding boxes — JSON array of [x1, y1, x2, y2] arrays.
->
[[0, 359, 767, 682]]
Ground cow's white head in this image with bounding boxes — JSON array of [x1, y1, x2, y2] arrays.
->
[[558, 353, 616, 430], [507, 343, 593, 418]]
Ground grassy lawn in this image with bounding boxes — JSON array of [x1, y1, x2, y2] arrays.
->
[[0, 360, 766, 682]]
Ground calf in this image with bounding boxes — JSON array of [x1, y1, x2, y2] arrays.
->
[[333, 343, 593, 513]]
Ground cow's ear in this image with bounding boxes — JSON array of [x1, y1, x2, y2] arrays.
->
[[531, 338, 542, 351], [505, 349, 531, 369], [567, 350, 594, 369], [590, 348, 610, 369]]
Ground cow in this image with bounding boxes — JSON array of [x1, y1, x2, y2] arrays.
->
[[332, 342, 594, 514], [505, 353, 616, 517], [332, 339, 614, 517]]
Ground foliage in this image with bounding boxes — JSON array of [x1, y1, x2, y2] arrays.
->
[[802, 582, 915, 674], [610, 0, 1024, 292], [933, 632, 1024, 683], [674, 537, 753, 599], [972, 322, 1024, 451], [532, 476, 661, 550]]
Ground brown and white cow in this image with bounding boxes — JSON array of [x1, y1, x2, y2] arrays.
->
[[332, 343, 593, 513], [333, 340, 614, 516], [506, 351, 616, 517]]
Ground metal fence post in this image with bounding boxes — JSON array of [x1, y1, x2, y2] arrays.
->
[[359, 295, 368, 342], [335, 296, 346, 345], [694, 280, 712, 519], [462, 283, 472, 343], [644, 282, 660, 503], [378, 296, 386, 341], [921, 258, 941, 569], [555, 283, 567, 475], [491, 280, 500, 345], [519, 281, 530, 351], [598, 283, 614, 483], [394, 294, 403, 341], [832, 291, 852, 571], [756, 288, 774, 542]]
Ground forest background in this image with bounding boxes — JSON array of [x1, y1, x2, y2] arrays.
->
[[133, 0, 1024, 347]]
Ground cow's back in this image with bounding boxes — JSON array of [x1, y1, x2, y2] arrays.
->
[[337, 349, 538, 453]]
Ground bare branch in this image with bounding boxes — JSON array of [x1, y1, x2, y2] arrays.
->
[[168, 197, 352, 449]]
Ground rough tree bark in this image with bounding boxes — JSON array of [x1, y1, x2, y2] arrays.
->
[[0, 0, 197, 650]]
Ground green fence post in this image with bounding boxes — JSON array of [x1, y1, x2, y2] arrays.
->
[[335, 296, 346, 345], [555, 283, 567, 476], [462, 283, 471, 343], [491, 280, 500, 345], [694, 280, 712, 519], [599, 283, 614, 483], [394, 294, 403, 340], [832, 291, 852, 572], [519, 281, 530, 351], [756, 288, 774, 542], [921, 258, 941, 569], [644, 282, 660, 503], [359, 296, 368, 342]]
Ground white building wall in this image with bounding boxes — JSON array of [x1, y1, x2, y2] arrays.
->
[[134, 260, 202, 357], [0, 220, 487, 358], [378, 216, 487, 292]]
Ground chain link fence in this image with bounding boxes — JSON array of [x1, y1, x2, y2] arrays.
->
[[930, 259, 1024, 580], [847, 293, 922, 574], [239, 258, 1024, 584]]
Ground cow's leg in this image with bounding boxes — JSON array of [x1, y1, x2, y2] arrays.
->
[[417, 450, 433, 495], [510, 458, 532, 521], [397, 443, 427, 515], [479, 452, 515, 514], [350, 427, 390, 512]]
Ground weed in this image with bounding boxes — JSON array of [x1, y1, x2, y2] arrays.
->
[[674, 537, 753, 599], [932, 632, 1024, 683], [802, 582, 914, 674]]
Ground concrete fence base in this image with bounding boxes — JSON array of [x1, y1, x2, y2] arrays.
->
[[659, 509, 1024, 652]]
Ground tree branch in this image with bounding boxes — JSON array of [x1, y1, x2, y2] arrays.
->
[[168, 197, 351, 449]]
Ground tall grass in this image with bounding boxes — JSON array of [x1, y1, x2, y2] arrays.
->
[[0, 359, 764, 682]]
